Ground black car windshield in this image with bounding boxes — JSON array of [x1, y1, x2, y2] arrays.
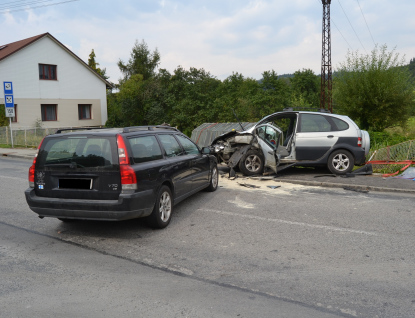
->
[[37, 136, 116, 168]]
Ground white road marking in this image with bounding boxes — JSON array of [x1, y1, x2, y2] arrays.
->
[[199, 208, 378, 236]]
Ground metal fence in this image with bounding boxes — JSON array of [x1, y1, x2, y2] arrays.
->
[[0, 126, 59, 147]]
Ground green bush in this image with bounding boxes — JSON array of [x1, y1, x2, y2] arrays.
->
[[369, 131, 412, 150]]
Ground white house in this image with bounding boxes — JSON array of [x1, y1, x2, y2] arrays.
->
[[0, 33, 112, 129]]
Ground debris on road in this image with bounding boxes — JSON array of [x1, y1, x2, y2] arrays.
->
[[267, 185, 281, 189], [237, 182, 261, 189]]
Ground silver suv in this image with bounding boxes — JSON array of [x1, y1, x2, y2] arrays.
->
[[211, 110, 370, 175]]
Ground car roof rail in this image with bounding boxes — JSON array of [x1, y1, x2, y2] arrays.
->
[[282, 107, 331, 113], [123, 125, 179, 133], [55, 126, 107, 134]]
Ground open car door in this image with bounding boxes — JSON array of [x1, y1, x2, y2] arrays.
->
[[254, 124, 282, 173]]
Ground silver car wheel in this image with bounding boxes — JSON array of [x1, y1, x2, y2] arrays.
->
[[332, 153, 350, 171], [159, 191, 172, 222], [212, 166, 218, 188], [244, 154, 262, 173]]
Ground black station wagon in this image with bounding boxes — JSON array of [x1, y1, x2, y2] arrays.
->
[[25, 126, 218, 229]]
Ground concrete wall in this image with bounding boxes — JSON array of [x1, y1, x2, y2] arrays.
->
[[13, 98, 102, 128], [0, 35, 108, 128]]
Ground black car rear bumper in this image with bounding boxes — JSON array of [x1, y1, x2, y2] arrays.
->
[[25, 188, 154, 221]]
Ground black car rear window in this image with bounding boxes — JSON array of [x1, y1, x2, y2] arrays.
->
[[37, 136, 115, 168]]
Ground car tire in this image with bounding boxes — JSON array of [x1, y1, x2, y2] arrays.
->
[[327, 150, 354, 174], [239, 150, 264, 176], [147, 185, 173, 229], [205, 165, 219, 192]]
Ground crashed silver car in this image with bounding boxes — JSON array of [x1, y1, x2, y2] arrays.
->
[[211, 110, 370, 175]]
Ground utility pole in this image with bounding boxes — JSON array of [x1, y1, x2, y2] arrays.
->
[[320, 0, 333, 112]]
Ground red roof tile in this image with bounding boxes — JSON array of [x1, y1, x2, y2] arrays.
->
[[0, 33, 112, 88], [0, 33, 48, 61]]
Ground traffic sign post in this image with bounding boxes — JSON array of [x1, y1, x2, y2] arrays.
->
[[3, 81, 14, 148]]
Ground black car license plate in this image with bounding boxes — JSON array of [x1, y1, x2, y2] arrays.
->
[[59, 178, 93, 190]]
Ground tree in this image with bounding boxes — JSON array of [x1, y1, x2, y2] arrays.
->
[[256, 70, 291, 117], [334, 45, 415, 131], [289, 68, 320, 108], [0, 105, 10, 126], [118, 40, 160, 82], [88, 49, 109, 80], [408, 57, 415, 80]]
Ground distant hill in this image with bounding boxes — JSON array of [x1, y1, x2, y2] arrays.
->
[[278, 73, 294, 79], [258, 58, 415, 82]]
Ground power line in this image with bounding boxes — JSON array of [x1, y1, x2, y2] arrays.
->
[[332, 20, 353, 50], [337, 0, 367, 52], [356, 0, 376, 46], [0, 0, 78, 14], [0, 0, 57, 10]]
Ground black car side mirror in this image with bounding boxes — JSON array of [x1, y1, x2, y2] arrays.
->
[[201, 147, 211, 154]]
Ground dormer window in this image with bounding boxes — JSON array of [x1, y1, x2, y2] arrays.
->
[[39, 64, 57, 80]]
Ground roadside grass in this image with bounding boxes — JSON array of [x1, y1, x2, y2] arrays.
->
[[0, 144, 36, 149]]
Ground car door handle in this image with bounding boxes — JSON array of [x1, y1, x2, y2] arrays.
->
[[327, 135, 334, 138]]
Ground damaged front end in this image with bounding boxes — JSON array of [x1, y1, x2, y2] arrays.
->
[[211, 125, 281, 176]]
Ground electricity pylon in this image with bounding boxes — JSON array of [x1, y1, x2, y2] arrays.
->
[[320, 0, 333, 112]]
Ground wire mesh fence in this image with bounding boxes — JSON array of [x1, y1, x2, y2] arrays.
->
[[0, 126, 58, 147], [368, 140, 415, 174]]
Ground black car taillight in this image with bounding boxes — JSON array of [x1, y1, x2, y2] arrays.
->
[[116, 134, 137, 191], [29, 138, 45, 188]]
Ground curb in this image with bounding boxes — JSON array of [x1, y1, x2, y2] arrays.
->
[[277, 178, 415, 195], [1, 153, 34, 160]]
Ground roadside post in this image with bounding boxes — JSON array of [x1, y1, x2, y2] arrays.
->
[[3, 81, 14, 148]]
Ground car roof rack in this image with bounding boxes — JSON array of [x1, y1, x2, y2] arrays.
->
[[55, 127, 107, 134], [123, 125, 179, 133], [283, 107, 331, 113]]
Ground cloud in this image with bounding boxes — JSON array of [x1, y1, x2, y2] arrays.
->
[[1, 0, 414, 83]]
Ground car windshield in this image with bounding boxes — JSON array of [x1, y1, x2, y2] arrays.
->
[[37, 136, 116, 168]]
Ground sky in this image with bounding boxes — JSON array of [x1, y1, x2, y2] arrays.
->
[[1, 0, 414, 84]]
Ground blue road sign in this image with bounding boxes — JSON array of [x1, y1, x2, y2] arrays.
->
[[5, 95, 14, 107], [3, 82, 13, 95], [3, 81, 15, 118]]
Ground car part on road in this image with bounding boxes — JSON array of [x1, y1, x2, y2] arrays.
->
[[267, 185, 281, 189], [237, 182, 260, 189]]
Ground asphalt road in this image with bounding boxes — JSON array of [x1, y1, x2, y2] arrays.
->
[[1, 157, 414, 318]]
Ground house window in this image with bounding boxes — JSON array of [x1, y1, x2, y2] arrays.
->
[[78, 104, 91, 120], [41, 104, 57, 121], [39, 64, 57, 80]]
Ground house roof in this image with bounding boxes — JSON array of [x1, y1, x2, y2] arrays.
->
[[0, 33, 113, 89]]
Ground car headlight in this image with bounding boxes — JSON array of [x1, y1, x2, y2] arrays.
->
[[214, 145, 225, 153]]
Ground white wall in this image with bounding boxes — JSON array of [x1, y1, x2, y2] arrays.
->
[[0, 35, 108, 127]]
